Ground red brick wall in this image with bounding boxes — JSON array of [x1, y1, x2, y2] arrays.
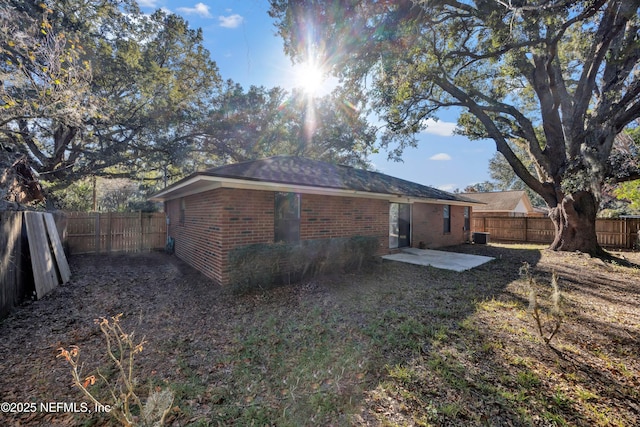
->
[[166, 189, 226, 283], [166, 188, 274, 285], [218, 189, 275, 284], [412, 203, 468, 248], [166, 189, 469, 285], [300, 194, 389, 255], [167, 189, 391, 285]]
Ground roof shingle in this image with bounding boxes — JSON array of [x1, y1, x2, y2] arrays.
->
[[201, 156, 466, 202]]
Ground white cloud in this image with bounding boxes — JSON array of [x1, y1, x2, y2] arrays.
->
[[177, 3, 212, 18], [438, 184, 458, 192], [421, 118, 457, 136], [137, 0, 159, 7], [429, 153, 452, 161], [219, 14, 244, 28]]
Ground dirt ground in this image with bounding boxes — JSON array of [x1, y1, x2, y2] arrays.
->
[[0, 244, 638, 426]]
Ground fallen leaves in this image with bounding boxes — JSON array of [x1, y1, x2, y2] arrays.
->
[[0, 248, 639, 426]]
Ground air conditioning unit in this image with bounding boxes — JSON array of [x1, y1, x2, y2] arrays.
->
[[472, 232, 489, 244]]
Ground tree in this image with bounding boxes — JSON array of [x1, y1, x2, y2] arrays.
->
[[83, 9, 221, 187], [611, 126, 640, 212], [483, 144, 545, 206], [269, 0, 640, 255], [613, 181, 640, 211], [1, 3, 94, 181], [199, 82, 291, 164], [463, 181, 496, 193], [482, 127, 639, 210], [1, 1, 221, 192], [300, 88, 377, 168], [198, 81, 376, 168]]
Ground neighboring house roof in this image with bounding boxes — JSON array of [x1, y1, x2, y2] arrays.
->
[[459, 190, 534, 213], [150, 156, 479, 205]]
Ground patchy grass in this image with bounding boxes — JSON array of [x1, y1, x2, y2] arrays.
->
[[0, 243, 639, 426]]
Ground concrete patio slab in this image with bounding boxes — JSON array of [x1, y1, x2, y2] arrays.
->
[[381, 248, 495, 272]]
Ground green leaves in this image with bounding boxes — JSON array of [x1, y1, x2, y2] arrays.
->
[[1, 0, 221, 192], [613, 180, 640, 211], [199, 82, 374, 168], [270, 0, 640, 201], [269, 0, 640, 252]]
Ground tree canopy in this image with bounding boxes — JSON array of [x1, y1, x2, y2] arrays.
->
[[199, 81, 375, 169], [1, 1, 221, 191], [269, 0, 640, 254], [611, 126, 640, 213], [1, 1, 376, 210]]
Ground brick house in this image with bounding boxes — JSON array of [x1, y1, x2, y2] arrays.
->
[[150, 156, 478, 285]]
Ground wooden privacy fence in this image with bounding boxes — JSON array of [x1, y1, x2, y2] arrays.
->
[[65, 212, 166, 254], [1, 211, 25, 318], [1, 211, 70, 319], [472, 216, 640, 248]]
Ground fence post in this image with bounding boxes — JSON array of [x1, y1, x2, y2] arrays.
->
[[94, 213, 101, 254], [524, 216, 529, 242], [106, 212, 112, 253], [139, 210, 143, 252], [623, 218, 628, 249]]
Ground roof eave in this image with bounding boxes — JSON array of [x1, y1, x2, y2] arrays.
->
[[149, 174, 477, 205]]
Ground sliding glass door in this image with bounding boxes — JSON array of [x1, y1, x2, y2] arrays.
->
[[389, 203, 411, 248]]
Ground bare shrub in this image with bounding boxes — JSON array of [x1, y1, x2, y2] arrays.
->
[[519, 263, 564, 345], [58, 314, 173, 426]]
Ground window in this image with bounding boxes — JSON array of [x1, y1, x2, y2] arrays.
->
[[443, 205, 451, 233], [275, 192, 300, 242], [464, 206, 470, 231]]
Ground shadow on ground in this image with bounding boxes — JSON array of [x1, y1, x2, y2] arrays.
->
[[0, 244, 638, 426]]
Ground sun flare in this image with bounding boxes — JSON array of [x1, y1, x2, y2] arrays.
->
[[294, 61, 325, 95]]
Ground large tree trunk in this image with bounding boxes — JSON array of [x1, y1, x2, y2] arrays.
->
[[548, 191, 603, 255]]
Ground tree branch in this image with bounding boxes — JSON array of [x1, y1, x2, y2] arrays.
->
[[436, 76, 551, 200], [573, 0, 626, 130], [17, 120, 47, 165]]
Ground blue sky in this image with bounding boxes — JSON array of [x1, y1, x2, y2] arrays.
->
[[137, 0, 496, 192]]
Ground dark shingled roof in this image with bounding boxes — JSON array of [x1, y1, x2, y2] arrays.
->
[[198, 156, 469, 202]]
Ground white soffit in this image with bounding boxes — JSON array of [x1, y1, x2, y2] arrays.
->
[[150, 175, 475, 206]]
